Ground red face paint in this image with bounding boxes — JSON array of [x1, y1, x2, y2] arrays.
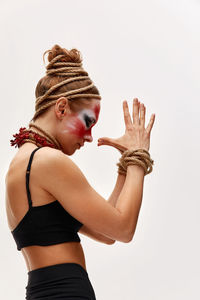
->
[[66, 102, 100, 142], [94, 104, 100, 122]]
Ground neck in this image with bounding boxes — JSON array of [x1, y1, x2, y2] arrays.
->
[[28, 117, 62, 150]]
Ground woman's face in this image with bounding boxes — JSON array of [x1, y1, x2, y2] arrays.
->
[[57, 99, 100, 155]]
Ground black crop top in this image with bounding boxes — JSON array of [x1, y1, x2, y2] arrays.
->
[[11, 147, 83, 251]]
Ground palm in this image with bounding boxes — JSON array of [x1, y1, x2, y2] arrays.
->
[[98, 99, 155, 154]]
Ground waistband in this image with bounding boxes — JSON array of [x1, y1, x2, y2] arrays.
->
[[27, 263, 88, 285]]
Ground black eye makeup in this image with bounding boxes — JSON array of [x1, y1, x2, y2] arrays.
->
[[84, 114, 96, 128]]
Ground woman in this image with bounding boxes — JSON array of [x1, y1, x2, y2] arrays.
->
[[5, 44, 155, 299]]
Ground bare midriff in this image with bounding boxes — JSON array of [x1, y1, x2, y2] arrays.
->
[[22, 242, 87, 272]]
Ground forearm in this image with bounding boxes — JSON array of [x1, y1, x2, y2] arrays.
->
[[79, 225, 115, 244], [115, 165, 145, 237], [107, 173, 126, 207]]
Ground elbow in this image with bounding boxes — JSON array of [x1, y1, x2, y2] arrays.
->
[[110, 230, 133, 243], [120, 227, 135, 243], [123, 233, 134, 243], [110, 214, 136, 243], [106, 239, 116, 245]]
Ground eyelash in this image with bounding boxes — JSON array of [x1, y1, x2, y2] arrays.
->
[[84, 116, 95, 128]]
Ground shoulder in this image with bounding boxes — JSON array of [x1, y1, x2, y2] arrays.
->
[[36, 147, 86, 183], [38, 147, 79, 168], [35, 147, 70, 165]]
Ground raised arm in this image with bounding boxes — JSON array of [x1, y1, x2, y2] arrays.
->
[[39, 151, 131, 243], [78, 173, 126, 244], [107, 173, 126, 207], [39, 98, 155, 243]]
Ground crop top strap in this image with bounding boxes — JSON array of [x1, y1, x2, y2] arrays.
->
[[26, 147, 42, 209]]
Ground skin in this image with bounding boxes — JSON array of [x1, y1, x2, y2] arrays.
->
[[6, 97, 154, 272], [32, 97, 101, 155], [5, 97, 109, 273]]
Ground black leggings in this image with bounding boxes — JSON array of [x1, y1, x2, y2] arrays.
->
[[25, 263, 96, 299]]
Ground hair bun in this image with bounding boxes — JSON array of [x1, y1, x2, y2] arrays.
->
[[43, 44, 82, 65], [33, 44, 101, 121]]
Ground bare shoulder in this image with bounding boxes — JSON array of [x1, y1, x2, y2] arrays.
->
[[38, 147, 98, 207], [37, 147, 88, 185]]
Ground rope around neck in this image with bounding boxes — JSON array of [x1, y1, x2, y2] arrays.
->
[[28, 122, 62, 150]]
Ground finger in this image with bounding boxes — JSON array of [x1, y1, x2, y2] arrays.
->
[[123, 100, 132, 129], [98, 137, 112, 145], [132, 98, 140, 125], [98, 139, 107, 144], [98, 137, 111, 143], [140, 103, 145, 128], [146, 114, 155, 135], [98, 137, 115, 146], [97, 137, 127, 152]]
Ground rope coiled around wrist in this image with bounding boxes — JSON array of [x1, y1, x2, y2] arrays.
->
[[116, 148, 154, 176]]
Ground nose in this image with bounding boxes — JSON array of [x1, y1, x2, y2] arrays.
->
[[84, 135, 93, 143]]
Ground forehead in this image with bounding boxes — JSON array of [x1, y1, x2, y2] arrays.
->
[[77, 100, 100, 117]]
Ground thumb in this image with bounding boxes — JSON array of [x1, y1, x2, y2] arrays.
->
[[97, 137, 113, 145], [97, 135, 128, 153]]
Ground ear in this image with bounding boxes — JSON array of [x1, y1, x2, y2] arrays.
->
[[54, 97, 71, 119]]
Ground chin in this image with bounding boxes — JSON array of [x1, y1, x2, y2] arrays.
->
[[64, 149, 75, 156], [62, 145, 79, 156]]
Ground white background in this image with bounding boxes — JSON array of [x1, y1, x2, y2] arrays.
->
[[1, 0, 200, 299]]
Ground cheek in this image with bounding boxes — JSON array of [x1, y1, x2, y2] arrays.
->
[[66, 117, 86, 138]]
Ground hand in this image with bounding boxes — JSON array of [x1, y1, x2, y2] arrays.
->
[[97, 98, 155, 153], [97, 135, 129, 154]]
